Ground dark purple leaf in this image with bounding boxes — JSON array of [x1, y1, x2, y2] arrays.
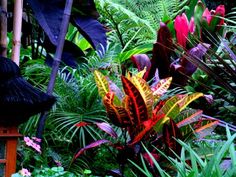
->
[[45, 40, 85, 68], [96, 122, 118, 138], [142, 152, 160, 167], [27, 0, 65, 45], [148, 22, 173, 80], [131, 54, 151, 80], [73, 15, 107, 54], [74, 139, 110, 159]]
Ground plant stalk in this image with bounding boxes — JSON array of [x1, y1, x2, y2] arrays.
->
[[11, 0, 23, 66], [36, 0, 74, 141], [0, 0, 7, 57]]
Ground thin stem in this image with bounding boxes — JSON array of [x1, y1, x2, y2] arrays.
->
[[0, 0, 7, 57], [11, 0, 23, 66], [36, 0, 74, 141]]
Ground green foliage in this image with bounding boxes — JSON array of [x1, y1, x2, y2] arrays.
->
[[131, 127, 236, 177], [115, 0, 189, 30], [95, 0, 155, 49]]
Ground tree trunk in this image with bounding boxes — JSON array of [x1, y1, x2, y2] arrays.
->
[[11, 0, 23, 66], [0, 0, 7, 57]]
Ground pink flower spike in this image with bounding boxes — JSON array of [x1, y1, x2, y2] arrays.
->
[[32, 137, 42, 143], [20, 168, 31, 177], [202, 8, 211, 24], [189, 17, 195, 34], [24, 137, 33, 147], [215, 5, 225, 26], [174, 13, 189, 48]]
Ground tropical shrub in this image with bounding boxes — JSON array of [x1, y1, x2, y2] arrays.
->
[[72, 69, 218, 176]]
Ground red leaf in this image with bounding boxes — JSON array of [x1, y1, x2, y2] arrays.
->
[[163, 119, 182, 156], [103, 92, 131, 127], [121, 76, 148, 126], [74, 140, 110, 159], [75, 122, 90, 127], [96, 122, 118, 138]]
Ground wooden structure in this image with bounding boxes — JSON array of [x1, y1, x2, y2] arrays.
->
[[0, 126, 21, 177]]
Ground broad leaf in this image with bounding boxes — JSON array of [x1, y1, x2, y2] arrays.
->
[[148, 22, 173, 80], [74, 139, 110, 159], [176, 110, 203, 128], [73, 15, 107, 54], [27, 0, 64, 45], [131, 76, 154, 117], [121, 76, 148, 126]]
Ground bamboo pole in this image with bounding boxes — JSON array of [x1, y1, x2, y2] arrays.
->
[[0, 0, 7, 57], [36, 0, 74, 141], [11, 0, 23, 66]]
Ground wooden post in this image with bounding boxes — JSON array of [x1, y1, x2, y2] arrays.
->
[[0, 127, 21, 177], [11, 0, 23, 66]]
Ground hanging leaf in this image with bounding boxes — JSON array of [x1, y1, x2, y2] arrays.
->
[[96, 122, 118, 138], [130, 76, 154, 117], [73, 15, 107, 54], [74, 139, 110, 159], [121, 76, 148, 126]]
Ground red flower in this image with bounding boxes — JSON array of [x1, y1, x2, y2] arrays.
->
[[174, 13, 195, 48]]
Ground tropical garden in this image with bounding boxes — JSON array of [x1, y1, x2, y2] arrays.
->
[[0, 0, 235, 176]]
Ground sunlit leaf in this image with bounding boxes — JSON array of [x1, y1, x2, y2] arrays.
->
[[94, 70, 109, 98]]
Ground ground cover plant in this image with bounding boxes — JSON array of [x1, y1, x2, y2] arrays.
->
[[0, 0, 235, 176]]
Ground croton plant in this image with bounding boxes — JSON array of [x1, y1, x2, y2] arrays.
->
[[73, 69, 218, 169]]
